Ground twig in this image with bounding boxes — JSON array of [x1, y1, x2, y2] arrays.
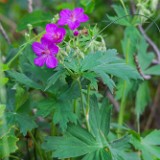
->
[[0, 14, 16, 29], [0, 21, 11, 44], [106, 91, 119, 112], [27, 0, 33, 13], [138, 25, 160, 62], [145, 83, 160, 130], [131, 0, 160, 63]]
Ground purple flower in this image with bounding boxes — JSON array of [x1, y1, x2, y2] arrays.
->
[[43, 24, 66, 43], [32, 38, 59, 68], [58, 8, 89, 30]]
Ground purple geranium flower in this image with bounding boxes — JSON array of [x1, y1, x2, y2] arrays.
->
[[58, 8, 89, 30], [32, 38, 59, 68], [43, 24, 66, 43]]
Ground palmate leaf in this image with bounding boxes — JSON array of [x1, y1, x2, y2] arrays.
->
[[43, 97, 113, 159], [42, 125, 112, 159], [80, 49, 141, 93]]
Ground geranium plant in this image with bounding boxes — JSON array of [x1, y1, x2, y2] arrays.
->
[[0, 1, 160, 160]]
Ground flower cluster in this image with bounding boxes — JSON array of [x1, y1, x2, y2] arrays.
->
[[32, 8, 89, 68]]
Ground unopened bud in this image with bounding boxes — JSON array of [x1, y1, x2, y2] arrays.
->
[[73, 30, 79, 36]]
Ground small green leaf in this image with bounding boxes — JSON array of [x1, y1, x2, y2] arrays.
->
[[15, 85, 29, 111], [7, 113, 37, 136], [36, 98, 56, 117], [135, 81, 150, 116], [59, 81, 80, 100], [45, 69, 66, 90], [0, 135, 19, 158], [53, 101, 77, 132], [144, 65, 160, 75]]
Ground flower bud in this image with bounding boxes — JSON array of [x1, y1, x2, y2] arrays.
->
[[73, 30, 79, 36]]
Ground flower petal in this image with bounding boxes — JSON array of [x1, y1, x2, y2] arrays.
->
[[32, 42, 44, 56], [79, 14, 89, 23], [46, 56, 58, 68], [34, 55, 46, 67], [48, 44, 59, 55], [58, 9, 71, 26], [73, 8, 84, 16], [40, 37, 52, 47], [59, 9, 71, 18], [46, 23, 57, 33], [68, 21, 80, 30]]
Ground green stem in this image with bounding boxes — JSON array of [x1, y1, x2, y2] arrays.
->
[[51, 122, 57, 136], [86, 84, 91, 131], [77, 79, 90, 131], [137, 115, 140, 134], [119, 0, 128, 15], [29, 131, 44, 160], [7, 31, 45, 67], [117, 81, 126, 137]]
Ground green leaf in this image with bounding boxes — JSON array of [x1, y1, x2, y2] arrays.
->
[[135, 81, 150, 116], [80, 0, 95, 13], [80, 50, 141, 92], [122, 27, 140, 64], [0, 104, 5, 118], [96, 71, 115, 93], [7, 113, 37, 136], [143, 130, 160, 146], [36, 98, 56, 117], [107, 5, 131, 26], [82, 72, 98, 90], [7, 71, 42, 90], [100, 99, 112, 137], [59, 81, 80, 100], [89, 96, 112, 145], [137, 37, 155, 71], [15, 85, 29, 111], [53, 101, 77, 132], [17, 10, 52, 31], [131, 130, 160, 160], [42, 125, 110, 159], [93, 62, 141, 80], [57, 2, 75, 10], [0, 135, 19, 158], [144, 65, 160, 75], [45, 68, 66, 91]]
